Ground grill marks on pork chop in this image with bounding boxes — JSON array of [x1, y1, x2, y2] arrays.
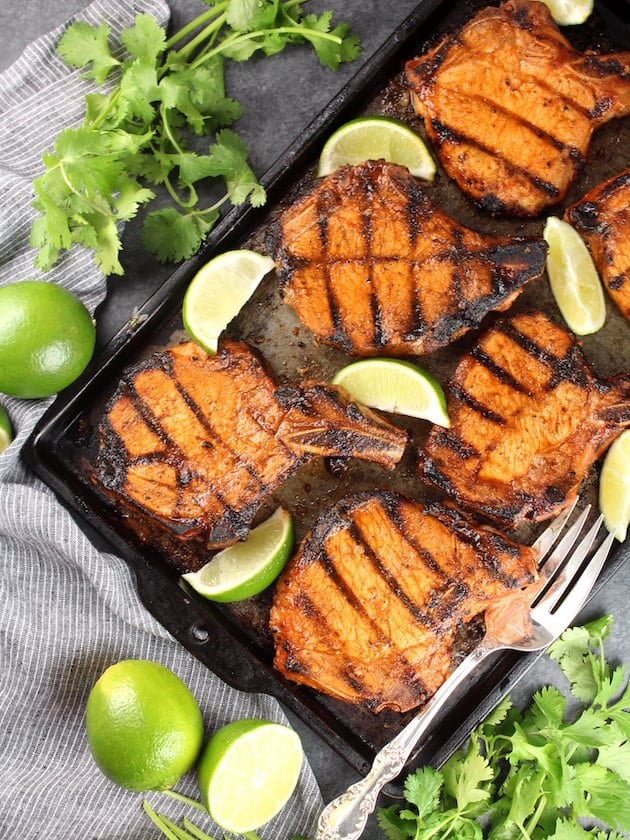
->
[[94, 339, 407, 563], [267, 160, 546, 356], [270, 491, 537, 713], [405, 0, 630, 217], [419, 312, 630, 525], [566, 167, 630, 320]]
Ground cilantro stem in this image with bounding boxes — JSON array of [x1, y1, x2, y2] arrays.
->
[[164, 3, 228, 52], [161, 789, 207, 811], [522, 795, 546, 838], [168, 13, 228, 64], [190, 25, 345, 70], [87, 90, 121, 130]]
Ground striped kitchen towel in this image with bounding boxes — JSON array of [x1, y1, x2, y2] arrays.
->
[[0, 2, 323, 837]]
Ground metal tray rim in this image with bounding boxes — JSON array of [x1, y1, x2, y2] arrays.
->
[[22, 0, 630, 782]]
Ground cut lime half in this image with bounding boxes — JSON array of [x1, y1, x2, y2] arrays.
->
[[198, 718, 303, 834], [332, 358, 450, 427], [543, 216, 606, 336], [317, 116, 436, 180], [539, 0, 593, 25], [599, 430, 630, 542], [182, 507, 294, 602], [0, 405, 13, 453], [182, 249, 275, 354]]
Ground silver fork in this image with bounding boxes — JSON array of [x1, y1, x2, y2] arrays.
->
[[315, 502, 616, 840]]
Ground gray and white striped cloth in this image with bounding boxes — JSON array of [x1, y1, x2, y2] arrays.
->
[[0, 2, 323, 836]]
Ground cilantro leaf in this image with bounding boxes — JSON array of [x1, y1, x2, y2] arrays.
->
[[377, 805, 417, 840], [205, 129, 266, 207], [114, 179, 155, 222], [442, 741, 492, 811], [403, 766, 443, 819], [301, 14, 362, 71], [120, 13, 166, 62], [226, 0, 260, 31], [57, 21, 120, 84], [82, 211, 124, 275], [141, 207, 219, 263], [117, 59, 162, 123]]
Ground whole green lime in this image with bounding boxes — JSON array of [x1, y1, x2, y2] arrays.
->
[[85, 659, 204, 792], [0, 280, 96, 398]]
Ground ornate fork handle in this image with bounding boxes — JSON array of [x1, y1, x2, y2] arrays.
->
[[315, 643, 493, 840]]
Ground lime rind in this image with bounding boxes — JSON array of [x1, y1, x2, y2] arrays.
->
[[182, 507, 294, 602], [317, 116, 436, 181], [182, 249, 275, 354], [332, 357, 450, 427], [599, 430, 630, 542], [543, 216, 606, 336]]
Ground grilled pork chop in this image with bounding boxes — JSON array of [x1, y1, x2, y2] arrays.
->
[[566, 167, 630, 320], [267, 160, 546, 356], [419, 311, 630, 525], [270, 490, 537, 713], [94, 339, 407, 566], [405, 0, 630, 217]]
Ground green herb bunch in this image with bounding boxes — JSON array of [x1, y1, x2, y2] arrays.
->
[[30, 0, 361, 275], [379, 615, 630, 839]]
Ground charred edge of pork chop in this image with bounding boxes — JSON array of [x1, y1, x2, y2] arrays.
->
[[266, 161, 547, 355], [566, 167, 630, 319], [404, 0, 630, 217], [270, 489, 537, 713], [419, 312, 630, 525]]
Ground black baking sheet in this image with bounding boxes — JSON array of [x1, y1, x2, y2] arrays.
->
[[23, 0, 630, 782]]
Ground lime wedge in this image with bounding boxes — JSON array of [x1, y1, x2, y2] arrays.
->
[[543, 216, 606, 336], [332, 357, 450, 427], [198, 718, 303, 833], [539, 0, 593, 25], [182, 507, 294, 602], [317, 116, 436, 180], [182, 249, 275, 354], [599, 430, 630, 542], [0, 404, 13, 453]]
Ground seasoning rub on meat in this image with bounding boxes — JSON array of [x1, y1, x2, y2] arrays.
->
[[94, 339, 407, 566], [267, 160, 546, 356], [566, 167, 630, 321], [419, 311, 630, 525], [405, 0, 630, 217], [270, 490, 537, 713]]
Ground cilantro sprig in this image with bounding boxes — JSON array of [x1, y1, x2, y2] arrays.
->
[[31, 0, 361, 274], [379, 615, 630, 839]]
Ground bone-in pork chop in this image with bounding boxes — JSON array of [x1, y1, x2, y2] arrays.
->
[[94, 339, 407, 567], [405, 0, 630, 217], [566, 167, 630, 320], [419, 311, 630, 525], [267, 160, 546, 356], [270, 490, 537, 713]]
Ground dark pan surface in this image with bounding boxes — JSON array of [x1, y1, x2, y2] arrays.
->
[[24, 0, 630, 780]]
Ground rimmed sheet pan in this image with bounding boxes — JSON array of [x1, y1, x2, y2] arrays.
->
[[23, 0, 630, 781]]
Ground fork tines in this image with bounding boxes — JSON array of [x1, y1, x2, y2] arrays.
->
[[531, 505, 616, 635]]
